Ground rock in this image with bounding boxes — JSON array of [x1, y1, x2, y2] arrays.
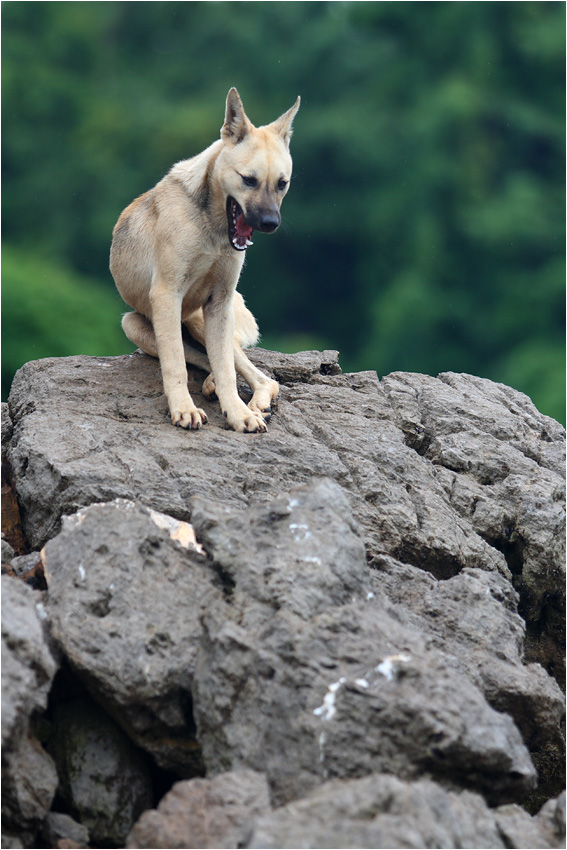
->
[[1, 574, 57, 753], [42, 499, 222, 774], [48, 696, 153, 846], [2, 401, 13, 448], [5, 354, 506, 584], [6, 553, 47, 590], [535, 792, 566, 847], [495, 796, 565, 850], [1, 835, 24, 849], [382, 370, 565, 679], [191, 480, 536, 807], [2, 734, 59, 847], [368, 558, 565, 808], [4, 349, 565, 843], [247, 773, 562, 850], [127, 769, 270, 849], [1, 576, 59, 844], [7, 354, 562, 681], [2, 402, 26, 557], [41, 813, 90, 849], [189, 477, 370, 617], [2, 533, 15, 564]]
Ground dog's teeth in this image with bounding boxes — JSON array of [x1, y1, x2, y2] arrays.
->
[[245, 239, 253, 246]]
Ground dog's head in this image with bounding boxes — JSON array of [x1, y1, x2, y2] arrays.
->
[[218, 88, 300, 251]]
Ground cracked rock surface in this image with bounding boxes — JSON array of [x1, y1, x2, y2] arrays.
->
[[3, 349, 565, 848]]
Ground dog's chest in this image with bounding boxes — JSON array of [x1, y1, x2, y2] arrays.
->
[[180, 249, 244, 317]]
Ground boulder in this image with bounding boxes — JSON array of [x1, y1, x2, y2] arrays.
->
[[368, 558, 565, 807], [190, 481, 536, 807], [6, 353, 563, 685], [382, 370, 565, 678], [42, 499, 222, 775], [247, 773, 565, 850], [41, 812, 90, 849], [3, 349, 565, 845], [127, 770, 270, 849]]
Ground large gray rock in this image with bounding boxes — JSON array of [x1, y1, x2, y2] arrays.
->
[[127, 770, 270, 849], [4, 350, 565, 841], [247, 773, 565, 850], [6, 353, 563, 684], [42, 499, 222, 774], [1, 576, 59, 842], [368, 557, 565, 807], [190, 481, 536, 807], [382, 370, 565, 678]]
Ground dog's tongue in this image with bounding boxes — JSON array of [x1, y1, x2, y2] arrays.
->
[[236, 213, 253, 241]]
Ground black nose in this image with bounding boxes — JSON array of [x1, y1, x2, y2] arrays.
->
[[258, 212, 280, 233]]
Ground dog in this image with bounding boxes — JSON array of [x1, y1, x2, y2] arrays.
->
[[110, 88, 300, 433]]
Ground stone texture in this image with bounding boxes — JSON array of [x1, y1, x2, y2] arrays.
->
[[2, 734, 59, 847], [1, 576, 59, 843], [127, 770, 270, 849], [42, 499, 222, 775], [41, 813, 90, 850], [7, 353, 563, 683], [1, 574, 57, 754], [382, 370, 566, 679], [247, 773, 565, 850], [48, 696, 153, 846], [2, 534, 15, 564], [3, 349, 565, 846], [191, 482, 537, 807], [367, 557, 565, 808]]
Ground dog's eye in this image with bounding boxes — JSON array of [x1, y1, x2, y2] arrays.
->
[[241, 175, 257, 188], [277, 179, 288, 191]]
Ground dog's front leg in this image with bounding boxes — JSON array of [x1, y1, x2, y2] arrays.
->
[[204, 292, 267, 433], [150, 281, 208, 429]]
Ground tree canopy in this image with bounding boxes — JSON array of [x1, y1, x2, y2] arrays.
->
[[2, 1, 565, 422]]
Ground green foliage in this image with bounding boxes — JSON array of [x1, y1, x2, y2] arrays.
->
[[2, 247, 132, 396], [2, 1, 565, 422]]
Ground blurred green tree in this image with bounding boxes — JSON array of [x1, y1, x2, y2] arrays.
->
[[2, 1, 565, 422]]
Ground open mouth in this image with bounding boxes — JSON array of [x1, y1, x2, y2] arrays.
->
[[227, 197, 254, 251]]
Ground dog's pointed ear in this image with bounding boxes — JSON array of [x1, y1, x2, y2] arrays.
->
[[221, 88, 251, 144], [269, 96, 301, 148]]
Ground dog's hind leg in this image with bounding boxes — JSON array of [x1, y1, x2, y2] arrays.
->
[[122, 311, 211, 371]]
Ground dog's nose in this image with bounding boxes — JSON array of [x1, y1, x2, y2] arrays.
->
[[258, 212, 280, 233]]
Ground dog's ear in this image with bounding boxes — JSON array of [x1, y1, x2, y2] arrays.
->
[[222, 88, 251, 144], [269, 96, 301, 148]]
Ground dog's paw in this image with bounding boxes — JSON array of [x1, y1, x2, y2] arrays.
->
[[248, 401, 272, 422], [225, 406, 267, 434], [241, 412, 268, 433], [171, 406, 208, 430], [202, 373, 217, 400], [248, 380, 279, 420]]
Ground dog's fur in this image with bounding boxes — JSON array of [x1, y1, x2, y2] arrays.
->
[[110, 88, 300, 432]]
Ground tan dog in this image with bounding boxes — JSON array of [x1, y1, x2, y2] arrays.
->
[[110, 88, 300, 433]]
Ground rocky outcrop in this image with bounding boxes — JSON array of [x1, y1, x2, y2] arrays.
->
[[2, 349, 565, 848]]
